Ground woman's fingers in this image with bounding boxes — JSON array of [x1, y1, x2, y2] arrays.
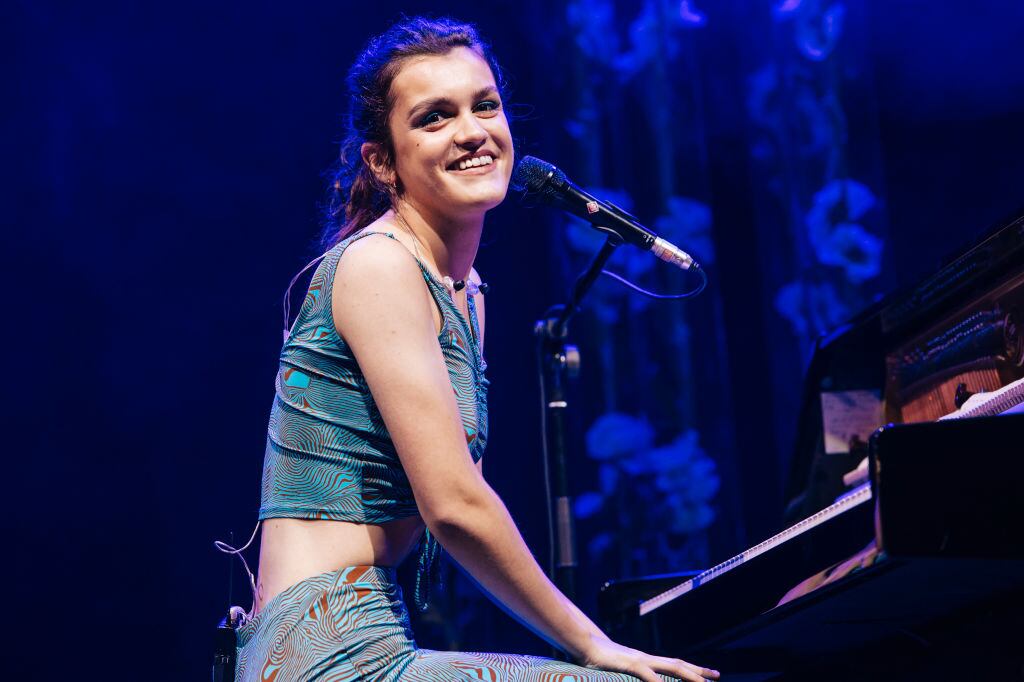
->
[[600, 659, 676, 682], [632, 668, 662, 682], [580, 637, 720, 682], [636, 666, 700, 682], [651, 655, 721, 682]]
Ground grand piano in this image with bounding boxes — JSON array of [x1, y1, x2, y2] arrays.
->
[[598, 213, 1024, 680]]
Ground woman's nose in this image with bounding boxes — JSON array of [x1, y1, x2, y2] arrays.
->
[[453, 111, 488, 147]]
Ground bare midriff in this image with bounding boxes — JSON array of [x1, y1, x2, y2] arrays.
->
[[253, 516, 426, 615]]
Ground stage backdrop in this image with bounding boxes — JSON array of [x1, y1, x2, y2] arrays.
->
[[7, 1, 1023, 678]]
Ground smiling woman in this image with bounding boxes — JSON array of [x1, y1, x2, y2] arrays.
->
[[233, 16, 719, 682]]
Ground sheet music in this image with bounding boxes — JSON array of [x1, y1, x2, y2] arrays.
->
[[820, 390, 883, 454]]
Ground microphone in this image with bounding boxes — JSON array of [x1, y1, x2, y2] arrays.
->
[[512, 156, 701, 272]]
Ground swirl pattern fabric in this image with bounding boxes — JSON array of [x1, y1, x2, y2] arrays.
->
[[236, 565, 676, 682], [260, 230, 487, 523], [258, 230, 488, 609]]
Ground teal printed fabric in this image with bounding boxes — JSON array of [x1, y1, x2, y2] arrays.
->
[[258, 231, 489, 607], [236, 565, 676, 682]]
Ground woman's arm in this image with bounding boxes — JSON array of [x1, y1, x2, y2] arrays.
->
[[333, 237, 716, 682]]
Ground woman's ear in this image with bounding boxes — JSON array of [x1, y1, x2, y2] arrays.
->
[[361, 142, 396, 187]]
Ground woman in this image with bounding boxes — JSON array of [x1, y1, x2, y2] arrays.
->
[[236, 16, 720, 682]]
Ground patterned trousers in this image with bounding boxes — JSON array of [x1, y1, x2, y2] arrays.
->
[[235, 565, 675, 681]]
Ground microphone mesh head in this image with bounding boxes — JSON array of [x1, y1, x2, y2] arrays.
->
[[511, 156, 564, 197]]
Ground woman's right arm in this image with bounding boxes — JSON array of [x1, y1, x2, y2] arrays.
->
[[332, 236, 718, 682]]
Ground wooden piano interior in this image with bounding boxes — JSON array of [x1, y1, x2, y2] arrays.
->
[[885, 269, 1024, 424]]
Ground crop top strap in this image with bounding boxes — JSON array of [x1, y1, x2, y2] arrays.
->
[[466, 290, 484, 359]]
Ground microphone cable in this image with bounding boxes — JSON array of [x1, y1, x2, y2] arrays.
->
[[599, 262, 707, 299]]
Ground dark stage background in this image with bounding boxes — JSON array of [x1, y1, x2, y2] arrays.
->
[[7, 1, 1023, 678]]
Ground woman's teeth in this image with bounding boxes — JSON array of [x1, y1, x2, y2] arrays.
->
[[456, 155, 493, 171]]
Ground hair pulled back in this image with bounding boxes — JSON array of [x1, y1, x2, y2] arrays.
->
[[321, 16, 506, 248]]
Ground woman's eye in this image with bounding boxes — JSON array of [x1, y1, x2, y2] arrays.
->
[[418, 111, 445, 127], [417, 101, 500, 128]]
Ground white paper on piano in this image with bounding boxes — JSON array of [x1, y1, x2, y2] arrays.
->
[[939, 377, 1024, 420], [820, 390, 883, 454]]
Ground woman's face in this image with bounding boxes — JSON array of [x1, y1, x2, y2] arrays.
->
[[384, 46, 514, 220]]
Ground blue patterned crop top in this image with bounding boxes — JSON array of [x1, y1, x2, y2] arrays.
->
[[258, 231, 489, 608]]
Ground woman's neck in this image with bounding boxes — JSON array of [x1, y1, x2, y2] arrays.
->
[[389, 201, 482, 281]]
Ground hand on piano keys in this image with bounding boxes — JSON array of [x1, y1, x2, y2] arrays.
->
[[579, 636, 721, 682]]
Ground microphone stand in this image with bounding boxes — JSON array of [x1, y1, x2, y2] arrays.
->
[[536, 231, 623, 607]]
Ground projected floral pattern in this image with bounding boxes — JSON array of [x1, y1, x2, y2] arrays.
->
[[558, 0, 724, 578], [573, 414, 720, 573], [747, 0, 887, 356], [566, 0, 705, 81], [551, 0, 885, 586]]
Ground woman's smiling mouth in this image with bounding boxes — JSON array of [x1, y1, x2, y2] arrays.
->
[[447, 154, 495, 173]]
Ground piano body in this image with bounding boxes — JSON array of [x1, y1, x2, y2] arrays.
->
[[599, 213, 1024, 679]]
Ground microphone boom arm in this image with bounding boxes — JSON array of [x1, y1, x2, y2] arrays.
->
[[552, 231, 624, 336]]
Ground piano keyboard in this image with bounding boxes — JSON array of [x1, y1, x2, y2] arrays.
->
[[638, 482, 873, 616]]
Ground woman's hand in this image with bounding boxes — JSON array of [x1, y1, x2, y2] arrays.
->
[[579, 634, 721, 682]]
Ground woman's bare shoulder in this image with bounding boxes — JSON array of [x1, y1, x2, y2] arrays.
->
[[331, 232, 434, 344], [335, 232, 420, 291]]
